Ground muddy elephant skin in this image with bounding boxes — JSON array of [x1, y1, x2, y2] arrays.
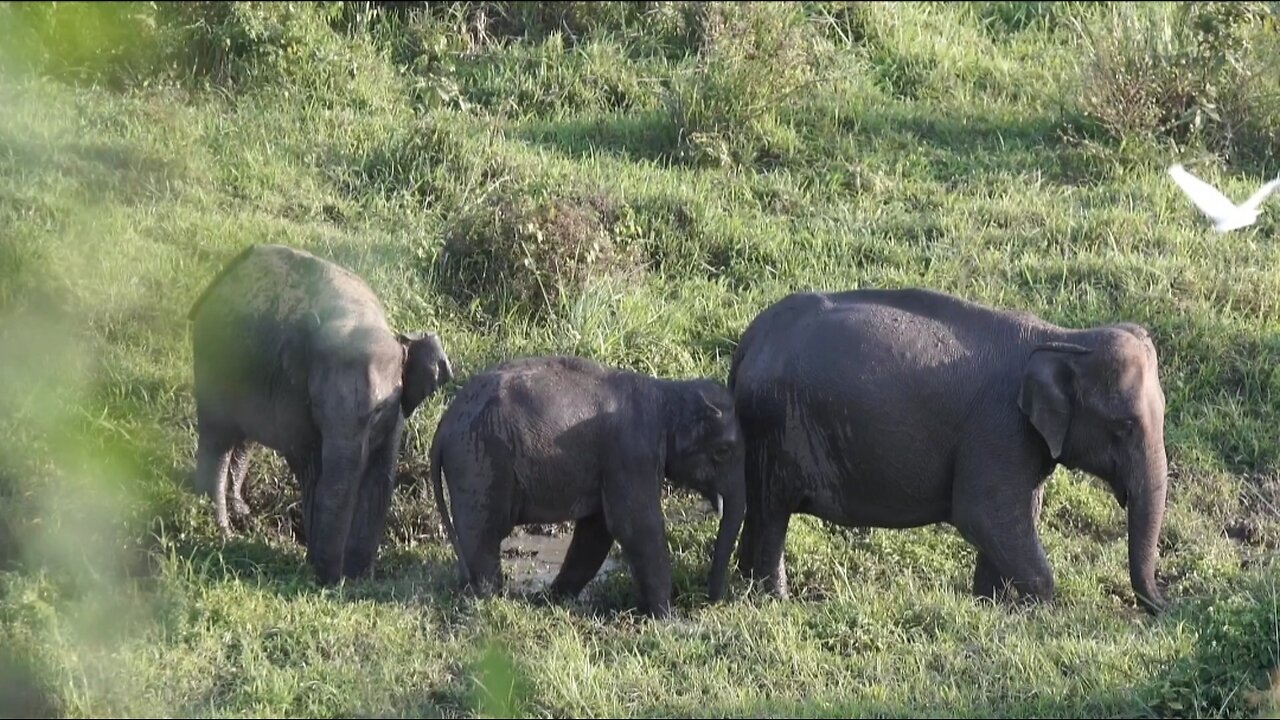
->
[[429, 355, 746, 619]]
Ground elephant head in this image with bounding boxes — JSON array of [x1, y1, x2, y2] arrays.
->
[[397, 331, 454, 417], [665, 380, 747, 604], [1018, 324, 1168, 614]]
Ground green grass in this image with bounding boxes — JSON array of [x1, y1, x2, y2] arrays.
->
[[1, 1, 1279, 717]]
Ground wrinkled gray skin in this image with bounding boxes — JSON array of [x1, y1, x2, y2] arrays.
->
[[429, 355, 746, 619], [730, 288, 1169, 615], [189, 244, 453, 585]]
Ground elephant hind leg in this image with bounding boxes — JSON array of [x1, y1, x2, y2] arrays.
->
[[549, 512, 614, 600], [441, 448, 511, 597], [739, 431, 786, 590], [456, 528, 504, 598], [447, 492, 506, 598], [735, 521, 755, 580], [753, 510, 792, 599]]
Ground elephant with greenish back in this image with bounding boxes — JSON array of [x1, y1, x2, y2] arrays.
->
[[729, 287, 1169, 615], [428, 355, 746, 619], [188, 243, 452, 585]]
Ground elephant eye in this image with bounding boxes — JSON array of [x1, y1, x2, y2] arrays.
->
[[712, 442, 737, 462], [1113, 418, 1137, 436]]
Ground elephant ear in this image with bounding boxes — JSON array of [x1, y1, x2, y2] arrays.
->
[[675, 387, 726, 457], [398, 331, 452, 418], [1018, 343, 1091, 460]]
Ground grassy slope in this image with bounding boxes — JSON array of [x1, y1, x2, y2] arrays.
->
[[0, 2, 1278, 717]]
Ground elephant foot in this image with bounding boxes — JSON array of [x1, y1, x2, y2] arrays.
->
[[525, 587, 556, 606], [641, 597, 673, 620], [342, 551, 377, 582], [307, 551, 347, 588], [972, 574, 1054, 612], [313, 570, 344, 588], [546, 579, 582, 602], [462, 571, 505, 599], [231, 497, 252, 519]]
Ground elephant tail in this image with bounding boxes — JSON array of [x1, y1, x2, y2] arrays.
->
[[429, 430, 470, 588], [727, 325, 752, 392]]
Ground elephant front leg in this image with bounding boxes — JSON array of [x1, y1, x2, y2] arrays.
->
[[342, 428, 401, 581], [603, 474, 672, 619], [286, 451, 318, 545], [549, 513, 614, 600], [953, 460, 1055, 607], [973, 553, 1013, 602], [304, 439, 366, 586], [972, 485, 1045, 603]]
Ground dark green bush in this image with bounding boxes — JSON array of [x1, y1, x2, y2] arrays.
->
[[0, 1, 405, 110], [437, 189, 644, 319], [1147, 565, 1280, 718], [663, 2, 820, 167], [357, 1, 692, 52], [165, 2, 405, 106], [1076, 2, 1280, 168], [0, 1, 170, 89]]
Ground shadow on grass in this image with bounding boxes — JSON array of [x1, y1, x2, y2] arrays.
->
[[0, 132, 189, 205], [514, 110, 680, 166], [0, 647, 59, 719], [513, 98, 1116, 192], [834, 104, 1115, 189], [623, 691, 1154, 719], [156, 521, 460, 607]]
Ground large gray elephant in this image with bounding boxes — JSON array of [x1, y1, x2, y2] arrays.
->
[[188, 243, 453, 585], [729, 287, 1169, 615], [428, 355, 746, 619]]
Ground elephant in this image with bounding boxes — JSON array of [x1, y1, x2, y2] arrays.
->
[[428, 355, 746, 619], [188, 243, 453, 585], [728, 287, 1169, 615]]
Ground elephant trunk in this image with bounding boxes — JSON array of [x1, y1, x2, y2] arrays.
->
[[708, 461, 746, 603], [1125, 448, 1168, 615]]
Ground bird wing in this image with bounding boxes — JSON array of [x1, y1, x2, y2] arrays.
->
[[1241, 175, 1280, 212], [1168, 164, 1239, 222]]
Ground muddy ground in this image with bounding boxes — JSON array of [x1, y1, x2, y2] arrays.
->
[[498, 524, 623, 593]]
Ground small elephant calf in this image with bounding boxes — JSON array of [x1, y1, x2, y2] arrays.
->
[[428, 355, 746, 618], [188, 243, 453, 585]]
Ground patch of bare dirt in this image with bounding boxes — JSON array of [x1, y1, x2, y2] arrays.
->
[[1228, 471, 1280, 560]]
